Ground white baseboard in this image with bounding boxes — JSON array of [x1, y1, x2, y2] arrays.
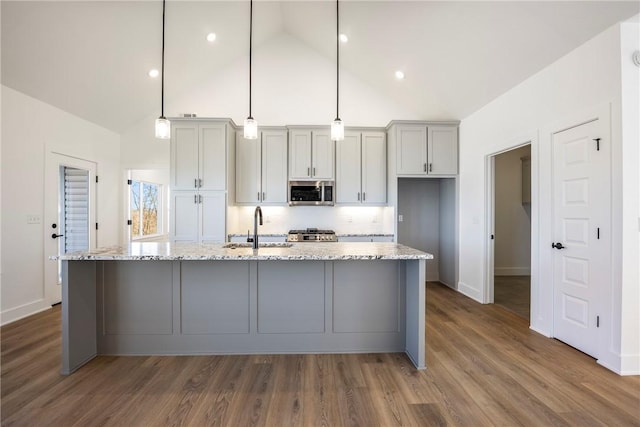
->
[[457, 281, 483, 303], [1, 299, 51, 326], [495, 267, 531, 276], [597, 352, 640, 376]]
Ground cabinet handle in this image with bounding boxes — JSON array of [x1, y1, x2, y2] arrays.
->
[[257, 192, 260, 201], [313, 167, 316, 176], [307, 167, 310, 177], [263, 192, 266, 201], [357, 192, 361, 201], [199, 178, 203, 188], [199, 194, 202, 204], [429, 163, 432, 172], [423, 163, 427, 172], [363, 192, 366, 201], [194, 178, 198, 188], [194, 194, 198, 204]]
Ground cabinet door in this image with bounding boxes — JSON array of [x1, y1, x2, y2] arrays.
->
[[362, 131, 387, 204], [336, 132, 361, 203], [171, 191, 199, 242], [396, 125, 427, 175], [311, 130, 334, 179], [171, 124, 199, 190], [235, 134, 261, 204], [199, 191, 226, 243], [427, 126, 458, 175], [289, 130, 312, 179], [199, 124, 227, 190], [261, 130, 288, 204]]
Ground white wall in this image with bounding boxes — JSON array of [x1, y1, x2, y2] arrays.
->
[[458, 22, 639, 374], [1, 86, 121, 325], [494, 145, 531, 276]]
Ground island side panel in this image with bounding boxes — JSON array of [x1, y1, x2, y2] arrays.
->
[[405, 259, 426, 369], [61, 260, 97, 375]]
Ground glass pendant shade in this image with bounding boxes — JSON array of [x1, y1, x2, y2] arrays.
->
[[155, 117, 171, 139], [331, 118, 344, 141], [244, 117, 258, 140]]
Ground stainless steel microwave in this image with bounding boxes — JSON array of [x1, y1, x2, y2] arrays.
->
[[288, 181, 334, 206]]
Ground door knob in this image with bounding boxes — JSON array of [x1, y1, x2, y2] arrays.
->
[[551, 242, 565, 250], [51, 233, 64, 239]]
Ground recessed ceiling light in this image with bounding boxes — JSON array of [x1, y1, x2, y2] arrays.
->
[[339, 34, 348, 43], [148, 69, 159, 78], [395, 70, 405, 80], [206, 33, 216, 43]]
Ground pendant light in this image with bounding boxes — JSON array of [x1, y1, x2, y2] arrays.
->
[[155, 0, 170, 139], [244, 0, 258, 139], [331, 0, 344, 141]]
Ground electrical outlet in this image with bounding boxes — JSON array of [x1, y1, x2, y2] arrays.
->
[[398, 214, 403, 223], [27, 215, 41, 224]]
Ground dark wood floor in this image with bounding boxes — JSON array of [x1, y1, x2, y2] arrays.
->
[[494, 275, 531, 319], [2, 282, 639, 426]]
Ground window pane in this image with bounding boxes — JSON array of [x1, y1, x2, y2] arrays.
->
[[130, 181, 140, 237], [142, 183, 159, 235]]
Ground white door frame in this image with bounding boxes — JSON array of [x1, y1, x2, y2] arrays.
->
[[484, 141, 535, 310], [44, 152, 97, 305]]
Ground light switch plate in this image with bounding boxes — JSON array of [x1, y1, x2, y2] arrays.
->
[[27, 215, 41, 224]]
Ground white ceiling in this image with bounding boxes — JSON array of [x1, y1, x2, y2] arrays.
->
[[2, 1, 638, 133]]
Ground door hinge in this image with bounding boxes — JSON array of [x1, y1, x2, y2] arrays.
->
[[593, 138, 601, 151], [127, 179, 132, 185], [95, 176, 99, 183], [491, 234, 494, 240], [95, 223, 99, 230], [127, 219, 132, 226], [597, 227, 600, 239], [596, 315, 600, 328]]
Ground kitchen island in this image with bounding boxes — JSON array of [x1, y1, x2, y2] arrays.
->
[[58, 242, 431, 374]]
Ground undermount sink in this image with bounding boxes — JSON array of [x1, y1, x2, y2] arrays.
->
[[223, 242, 293, 249]]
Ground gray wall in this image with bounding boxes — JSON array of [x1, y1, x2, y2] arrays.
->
[[438, 178, 457, 287]]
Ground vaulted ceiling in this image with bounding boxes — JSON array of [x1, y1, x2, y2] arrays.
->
[[2, 1, 638, 133]]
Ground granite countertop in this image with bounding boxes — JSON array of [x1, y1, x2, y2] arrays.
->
[[54, 242, 432, 261]]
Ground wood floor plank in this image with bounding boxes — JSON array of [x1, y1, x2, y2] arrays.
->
[[2, 282, 639, 426]]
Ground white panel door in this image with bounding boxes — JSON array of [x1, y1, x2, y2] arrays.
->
[[235, 133, 261, 204], [396, 125, 427, 175], [171, 124, 199, 190], [362, 131, 387, 204], [171, 191, 199, 242], [199, 124, 226, 191], [552, 119, 609, 358], [336, 132, 361, 203], [428, 126, 458, 175], [289, 130, 312, 179], [200, 191, 226, 243], [261, 130, 288, 204], [311, 130, 334, 180]]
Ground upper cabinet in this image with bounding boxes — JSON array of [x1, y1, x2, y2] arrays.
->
[[171, 122, 227, 191], [289, 128, 334, 180], [236, 129, 288, 205], [336, 130, 386, 205], [394, 123, 458, 176]]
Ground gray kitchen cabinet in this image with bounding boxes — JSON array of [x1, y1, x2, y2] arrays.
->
[[394, 124, 458, 176], [170, 190, 226, 243], [288, 128, 334, 180], [336, 130, 386, 205], [236, 129, 288, 204]]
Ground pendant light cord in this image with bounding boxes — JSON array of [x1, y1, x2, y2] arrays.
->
[[161, 0, 166, 118], [335, 0, 339, 120], [249, 0, 253, 119]]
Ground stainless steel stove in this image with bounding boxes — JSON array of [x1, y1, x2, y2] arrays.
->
[[287, 228, 337, 242]]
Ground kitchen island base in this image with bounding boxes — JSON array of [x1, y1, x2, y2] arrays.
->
[[60, 244, 428, 374]]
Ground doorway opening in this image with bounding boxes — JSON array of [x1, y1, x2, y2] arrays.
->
[[489, 144, 532, 320]]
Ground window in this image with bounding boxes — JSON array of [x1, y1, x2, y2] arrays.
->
[[130, 180, 162, 239]]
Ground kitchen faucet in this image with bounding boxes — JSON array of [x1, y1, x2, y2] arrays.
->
[[253, 206, 263, 249]]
